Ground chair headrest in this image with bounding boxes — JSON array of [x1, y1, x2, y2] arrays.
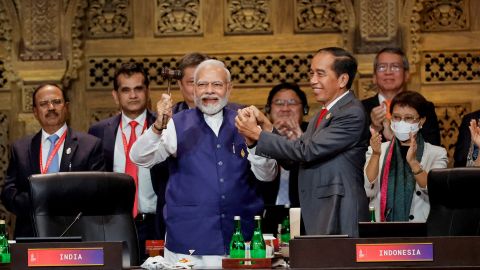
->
[[428, 168, 480, 208], [29, 172, 135, 216]]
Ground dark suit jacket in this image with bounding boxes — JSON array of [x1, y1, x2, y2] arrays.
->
[[256, 91, 370, 237], [362, 94, 441, 146], [1, 128, 105, 237], [88, 111, 167, 239], [454, 110, 480, 167]]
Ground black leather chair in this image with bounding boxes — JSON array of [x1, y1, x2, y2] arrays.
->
[[427, 168, 480, 236], [29, 172, 139, 266]]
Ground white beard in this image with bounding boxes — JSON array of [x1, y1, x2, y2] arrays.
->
[[195, 94, 228, 115]]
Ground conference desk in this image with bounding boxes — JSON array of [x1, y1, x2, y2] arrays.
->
[[290, 235, 480, 269]]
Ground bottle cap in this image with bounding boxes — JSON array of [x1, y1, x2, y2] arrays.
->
[[254, 215, 261, 220], [234, 216, 241, 220], [369, 206, 375, 211], [0, 220, 5, 225]]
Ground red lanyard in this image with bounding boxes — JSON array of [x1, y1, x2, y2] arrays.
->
[[40, 130, 67, 174], [120, 119, 148, 156]]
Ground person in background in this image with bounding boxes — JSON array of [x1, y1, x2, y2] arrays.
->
[[130, 59, 277, 267], [257, 82, 309, 236], [236, 47, 369, 237], [454, 109, 480, 167], [364, 91, 448, 222], [362, 47, 441, 145], [2, 83, 105, 238], [88, 63, 163, 262]]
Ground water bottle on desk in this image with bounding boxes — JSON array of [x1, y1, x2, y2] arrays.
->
[[250, 215, 266, 258], [280, 212, 290, 244], [0, 220, 10, 263], [229, 216, 245, 258]]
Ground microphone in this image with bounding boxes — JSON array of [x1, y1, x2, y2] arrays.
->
[[59, 212, 82, 237], [160, 67, 182, 80]]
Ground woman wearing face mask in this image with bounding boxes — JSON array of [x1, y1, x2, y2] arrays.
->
[[364, 91, 448, 222]]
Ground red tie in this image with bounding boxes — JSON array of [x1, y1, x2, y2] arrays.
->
[[125, 121, 139, 217], [315, 108, 328, 128]]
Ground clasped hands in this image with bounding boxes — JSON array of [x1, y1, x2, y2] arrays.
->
[[235, 106, 272, 147]]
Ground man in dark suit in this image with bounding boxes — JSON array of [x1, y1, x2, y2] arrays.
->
[[236, 47, 369, 237], [362, 47, 441, 145], [88, 63, 164, 261], [2, 83, 105, 238], [454, 110, 480, 167]]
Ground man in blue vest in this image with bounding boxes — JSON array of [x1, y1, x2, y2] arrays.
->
[[130, 59, 277, 267]]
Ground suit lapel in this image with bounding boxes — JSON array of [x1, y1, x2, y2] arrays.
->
[[314, 91, 355, 131], [29, 131, 42, 175], [104, 115, 121, 171], [60, 127, 77, 172]]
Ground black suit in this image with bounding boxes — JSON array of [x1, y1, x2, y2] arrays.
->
[[362, 94, 441, 146], [88, 111, 167, 260], [454, 110, 480, 167], [1, 127, 105, 237]]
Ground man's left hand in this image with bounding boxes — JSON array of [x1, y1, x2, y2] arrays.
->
[[235, 107, 262, 146]]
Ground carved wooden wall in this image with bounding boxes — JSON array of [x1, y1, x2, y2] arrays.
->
[[0, 0, 479, 233]]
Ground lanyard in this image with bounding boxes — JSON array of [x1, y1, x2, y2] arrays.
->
[[40, 130, 67, 174], [120, 119, 148, 157]]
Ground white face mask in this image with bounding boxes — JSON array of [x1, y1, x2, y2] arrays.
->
[[390, 120, 420, 141]]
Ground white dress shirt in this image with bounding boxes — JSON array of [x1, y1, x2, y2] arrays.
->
[[114, 111, 157, 214], [41, 124, 67, 171], [130, 110, 277, 182]]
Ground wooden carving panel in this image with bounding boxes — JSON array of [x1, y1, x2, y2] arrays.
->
[[421, 0, 469, 32], [0, 111, 11, 230], [225, 0, 272, 34], [155, 0, 202, 36], [90, 109, 119, 125], [86, 0, 133, 38], [357, 76, 377, 100], [422, 51, 480, 84], [0, 1, 9, 41], [19, 0, 62, 60], [86, 53, 314, 90], [0, 59, 6, 90], [435, 103, 470, 167], [22, 85, 36, 113], [294, 0, 345, 33]]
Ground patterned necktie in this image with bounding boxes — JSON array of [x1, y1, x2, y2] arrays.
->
[[315, 108, 328, 129], [125, 121, 139, 217], [46, 134, 60, 173]]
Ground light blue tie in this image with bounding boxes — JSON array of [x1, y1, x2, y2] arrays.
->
[[46, 134, 60, 173], [276, 168, 291, 206]]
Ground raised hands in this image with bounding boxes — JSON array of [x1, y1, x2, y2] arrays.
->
[[369, 129, 382, 155], [469, 119, 480, 148], [154, 93, 173, 133], [276, 118, 302, 140], [235, 106, 262, 146]]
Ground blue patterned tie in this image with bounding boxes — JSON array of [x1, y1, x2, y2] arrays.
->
[[46, 134, 60, 173]]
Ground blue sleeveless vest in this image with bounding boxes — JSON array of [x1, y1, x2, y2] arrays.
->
[[165, 108, 264, 255]]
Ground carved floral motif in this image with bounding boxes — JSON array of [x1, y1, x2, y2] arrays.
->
[[226, 0, 271, 34], [423, 51, 480, 83], [155, 0, 201, 36], [295, 0, 344, 33], [86, 0, 132, 38], [421, 0, 469, 32]]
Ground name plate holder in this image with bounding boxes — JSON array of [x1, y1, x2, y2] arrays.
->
[[11, 241, 128, 270]]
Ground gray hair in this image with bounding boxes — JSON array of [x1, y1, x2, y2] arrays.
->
[[193, 59, 231, 82]]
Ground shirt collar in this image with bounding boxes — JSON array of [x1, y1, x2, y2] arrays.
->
[[203, 109, 224, 122], [325, 90, 349, 111], [121, 110, 147, 131], [41, 123, 67, 143]]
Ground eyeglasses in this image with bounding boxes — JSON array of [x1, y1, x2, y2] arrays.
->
[[37, 98, 64, 108], [272, 99, 301, 106], [376, 63, 404, 73], [196, 81, 227, 90], [391, 114, 420, 124]]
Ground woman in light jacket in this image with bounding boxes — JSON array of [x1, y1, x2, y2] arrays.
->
[[364, 91, 448, 222]]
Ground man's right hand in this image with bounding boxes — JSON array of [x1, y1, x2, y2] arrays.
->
[[154, 93, 173, 133]]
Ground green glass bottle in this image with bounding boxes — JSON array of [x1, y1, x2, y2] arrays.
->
[[250, 215, 266, 258], [280, 213, 290, 244], [0, 220, 10, 263], [229, 216, 245, 258], [369, 206, 376, 222]]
